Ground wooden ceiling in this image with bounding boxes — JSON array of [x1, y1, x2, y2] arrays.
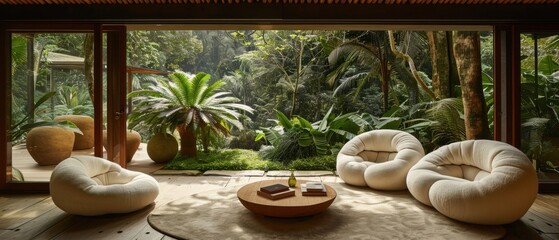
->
[[1, 0, 557, 23], [1, 0, 558, 4]]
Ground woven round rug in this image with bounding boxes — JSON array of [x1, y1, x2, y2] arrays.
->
[[148, 183, 505, 240]]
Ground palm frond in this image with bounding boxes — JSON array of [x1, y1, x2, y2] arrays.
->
[[427, 98, 466, 144], [191, 72, 211, 104], [200, 80, 225, 103], [333, 72, 370, 96]]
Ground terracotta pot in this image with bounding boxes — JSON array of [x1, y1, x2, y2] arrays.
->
[[103, 130, 141, 163], [54, 115, 94, 150], [147, 132, 178, 163], [26, 126, 75, 166]]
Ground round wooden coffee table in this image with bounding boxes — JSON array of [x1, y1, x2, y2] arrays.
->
[[237, 179, 337, 218]]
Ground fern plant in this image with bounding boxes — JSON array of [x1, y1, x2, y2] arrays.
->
[[256, 108, 361, 163], [426, 98, 466, 147]]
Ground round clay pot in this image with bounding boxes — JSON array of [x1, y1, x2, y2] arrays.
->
[[147, 133, 178, 163], [54, 115, 94, 150], [103, 130, 142, 163], [26, 126, 75, 166], [125, 130, 142, 163]]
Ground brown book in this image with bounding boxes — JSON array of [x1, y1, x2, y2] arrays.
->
[[257, 189, 295, 200], [301, 184, 327, 196], [259, 183, 290, 194]]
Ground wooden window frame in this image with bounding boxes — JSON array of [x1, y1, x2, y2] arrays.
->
[[0, 23, 127, 193]]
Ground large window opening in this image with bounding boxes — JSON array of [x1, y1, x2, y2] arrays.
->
[[10, 32, 97, 182], [7, 24, 558, 192], [124, 27, 495, 171], [520, 32, 559, 183], [7, 26, 130, 185]]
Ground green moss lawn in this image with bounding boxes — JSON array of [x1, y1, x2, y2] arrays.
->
[[164, 149, 336, 172]]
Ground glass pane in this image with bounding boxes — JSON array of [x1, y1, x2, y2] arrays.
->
[[520, 32, 559, 183], [10, 33, 96, 182]]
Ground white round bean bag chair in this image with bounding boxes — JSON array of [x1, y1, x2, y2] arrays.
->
[[50, 156, 160, 216], [406, 140, 538, 225], [337, 130, 425, 190]]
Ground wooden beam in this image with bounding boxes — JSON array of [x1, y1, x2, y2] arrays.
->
[[1, 3, 559, 23], [0, 24, 9, 190], [104, 25, 128, 167], [94, 24, 103, 158], [493, 25, 514, 144]]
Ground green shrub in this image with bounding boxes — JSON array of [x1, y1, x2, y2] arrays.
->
[[164, 148, 335, 171], [256, 108, 361, 164], [165, 149, 284, 171], [228, 130, 263, 151], [288, 155, 336, 171]]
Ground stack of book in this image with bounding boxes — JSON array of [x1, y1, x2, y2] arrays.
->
[[257, 183, 295, 200], [301, 182, 327, 196]]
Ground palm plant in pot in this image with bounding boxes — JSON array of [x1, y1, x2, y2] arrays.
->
[[127, 71, 254, 158]]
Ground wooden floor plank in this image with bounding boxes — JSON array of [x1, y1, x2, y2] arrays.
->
[[0, 196, 58, 229], [0, 206, 69, 239], [12, 143, 164, 182], [503, 220, 543, 240], [53, 204, 155, 240], [131, 223, 166, 240], [50, 206, 152, 240], [532, 194, 559, 220], [0, 195, 54, 229], [96, 205, 157, 240], [523, 210, 559, 234], [32, 211, 79, 240], [0, 194, 48, 222], [541, 233, 559, 240], [1, 175, 558, 240]]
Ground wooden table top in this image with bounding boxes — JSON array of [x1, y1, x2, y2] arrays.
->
[[237, 179, 337, 217]]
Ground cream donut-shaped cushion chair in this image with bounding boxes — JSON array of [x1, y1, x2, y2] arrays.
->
[[406, 140, 538, 225], [336, 130, 425, 190], [50, 156, 160, 216]]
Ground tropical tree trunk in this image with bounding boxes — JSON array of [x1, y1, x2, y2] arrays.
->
[[379, 55, 390, 110], [290, 38, 304, 118], [200, 127, 211, 153], [387, 30, 436, 100], [428, 31, 451, 99], [453, 31, 490, 140], [177, 124, 198, 158], [393, 59, 419, 105], [83, 33, 95, 103]]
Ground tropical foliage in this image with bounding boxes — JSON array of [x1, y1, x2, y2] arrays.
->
[[256, 108, 361, 163], [127, 71, 254, 158], [519, 35, 559, 174], [10, 92, 82, 144], [11, 30, 509, 174]]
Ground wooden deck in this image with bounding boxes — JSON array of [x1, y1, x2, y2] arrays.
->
[[0, 174, 557, 239], [3, 145, 559, 239], [12, 143, 165, 182]]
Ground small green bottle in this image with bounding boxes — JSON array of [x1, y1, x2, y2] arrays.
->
[[288, 169, 297, 188]]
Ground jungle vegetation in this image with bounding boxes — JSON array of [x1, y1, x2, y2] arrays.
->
[[9, 29, 559, 175]]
